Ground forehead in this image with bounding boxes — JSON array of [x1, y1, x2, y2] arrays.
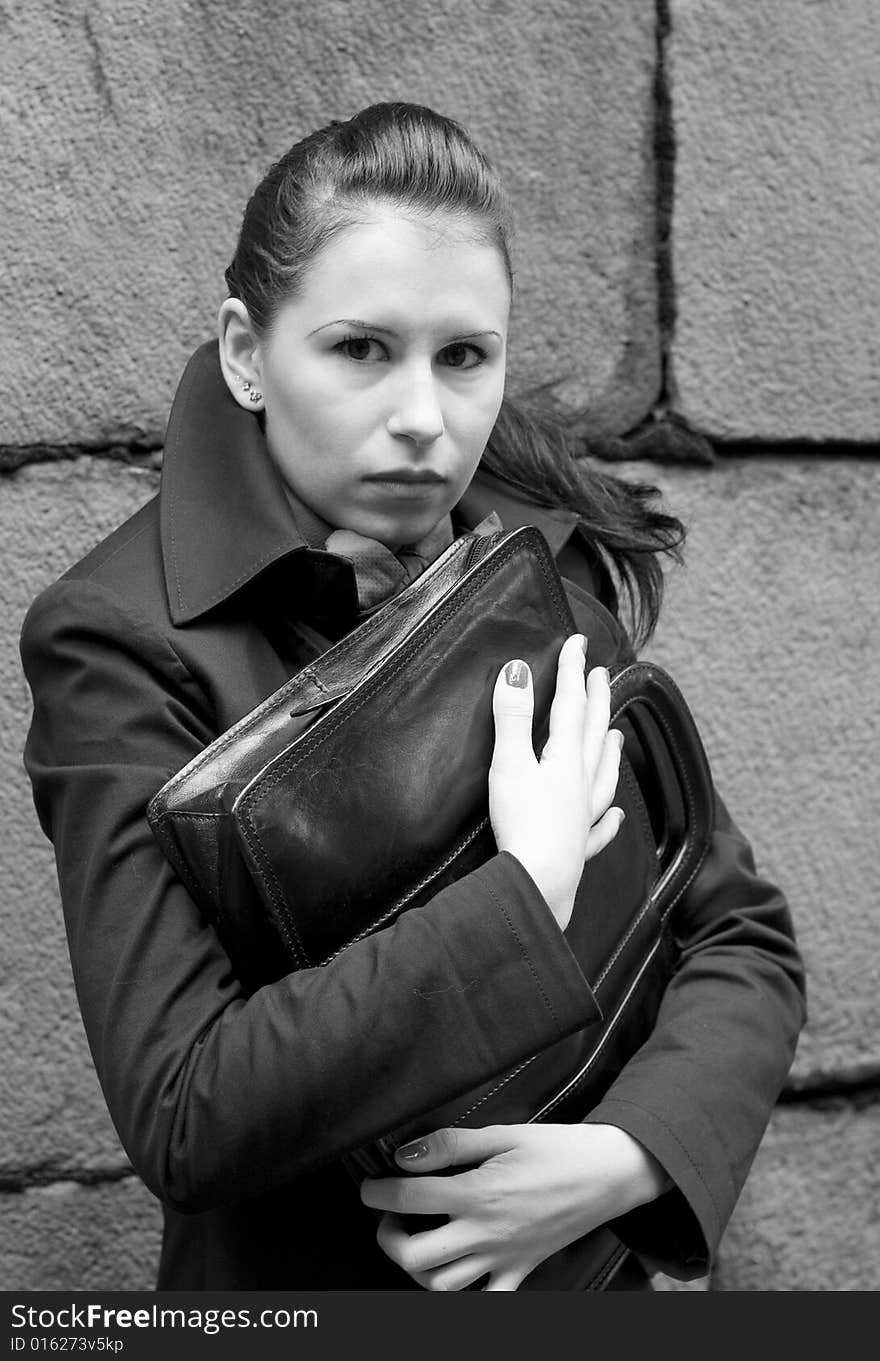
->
[[289, 208, 511, 330]]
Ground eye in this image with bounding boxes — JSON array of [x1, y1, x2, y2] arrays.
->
[[438, 342, 486, 370], [335, 334, 388, 363]]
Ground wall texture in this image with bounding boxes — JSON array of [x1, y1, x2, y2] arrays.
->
[[670, 0, 880, 440], [2, 0, 877, 1292]]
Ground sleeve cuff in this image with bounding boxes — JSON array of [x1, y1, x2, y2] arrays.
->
[[584, 1092, 730, 1278], [459, 851, 602, 1046]]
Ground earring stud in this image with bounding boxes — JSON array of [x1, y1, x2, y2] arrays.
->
[[240, 377, 263, 404]]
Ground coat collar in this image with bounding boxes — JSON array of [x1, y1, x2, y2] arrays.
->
[[160, 341, 580, 624]]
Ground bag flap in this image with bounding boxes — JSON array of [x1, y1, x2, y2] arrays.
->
[[147, 527, 530, 823]]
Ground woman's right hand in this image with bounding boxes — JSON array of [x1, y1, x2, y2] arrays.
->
[[488, 633, 624, 931]]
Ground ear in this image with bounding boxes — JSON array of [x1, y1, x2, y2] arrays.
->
[[218, 298, 265, 411]]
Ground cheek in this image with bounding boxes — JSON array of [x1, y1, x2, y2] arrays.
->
[[456, 384, 505, 447], [274, 384, 365, 463]]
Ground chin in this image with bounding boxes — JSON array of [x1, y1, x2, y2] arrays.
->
[[357, 509, 450, 551]]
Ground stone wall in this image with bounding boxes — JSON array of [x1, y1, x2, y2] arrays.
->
[[2, 0, 877, 1292]]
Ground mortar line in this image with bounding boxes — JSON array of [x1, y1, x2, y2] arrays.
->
[[2, 1072, 878, 1196], [0, 1166, 139, 1194], [5, 432, 879, 477], [780, 1067, 880, 1107], [653, 0, 676, 412], [0, 442, 162, 474]]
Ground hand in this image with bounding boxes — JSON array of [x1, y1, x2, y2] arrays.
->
[[489, 633, 624, 929], [360, 1123, 671, 1292]]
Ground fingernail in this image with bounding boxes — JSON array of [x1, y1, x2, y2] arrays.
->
[[617, 808, 626, 825], [579, 635, 588, 656], [504, 661, 529, 689], [600, 667, 610, 684], [396, 1141, 430, 1161], [613, 729, 625, 751]]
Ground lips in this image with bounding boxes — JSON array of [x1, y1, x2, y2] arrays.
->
[[362, 468, 446, 485]]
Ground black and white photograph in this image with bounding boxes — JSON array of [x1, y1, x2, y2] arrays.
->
[[1, 0, 877, 1330]]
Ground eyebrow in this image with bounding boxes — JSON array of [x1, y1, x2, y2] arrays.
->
[[309, 319, 503, 341]]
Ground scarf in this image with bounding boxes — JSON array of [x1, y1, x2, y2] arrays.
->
[[282, 483, 503, 614], [324, 517, 455, 613]]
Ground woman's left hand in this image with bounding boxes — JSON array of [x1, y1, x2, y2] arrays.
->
[[359, 1122, 670, 1291]]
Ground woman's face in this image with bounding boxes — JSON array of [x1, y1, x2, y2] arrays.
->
[[252, 207, 511, 548]]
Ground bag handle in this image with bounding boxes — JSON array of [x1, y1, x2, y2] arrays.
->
[[610, 662, 715, 920]]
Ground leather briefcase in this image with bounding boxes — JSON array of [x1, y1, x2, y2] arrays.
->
[[148, 524, 715, 1289]]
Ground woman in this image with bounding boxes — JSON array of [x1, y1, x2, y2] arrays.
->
[[20, 102, 805, 1291]]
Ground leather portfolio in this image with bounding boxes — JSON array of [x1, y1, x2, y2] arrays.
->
[[148, 524, 715, 1289]]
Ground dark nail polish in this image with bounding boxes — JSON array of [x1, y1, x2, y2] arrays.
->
[[397, 1141, 430, 1161], [504, 661, 529, 689]]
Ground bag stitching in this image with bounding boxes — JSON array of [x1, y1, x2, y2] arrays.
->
[[448, 924, 667, 1127], [532, 935, 666, 1121], [318, 818, 491, 965], [237, 535, 573, 960], [149, 537, 477, 808]]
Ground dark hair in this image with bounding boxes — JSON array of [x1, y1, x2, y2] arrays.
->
[[225, 101, 684, 646], [482, 402, 684, 648], [225, 102, 513, 331]]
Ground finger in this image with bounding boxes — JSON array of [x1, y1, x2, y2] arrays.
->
[[375, 1213, 474, 1275], [394, 1124, 518, 1172], [589, 728, 624, 820], [374, 1211, 410, 1269], [582, 665, 612, 779], [491, 659, 535, 773], [417, 1255, 494, 1292], [375, 1212, 420, 1272], [360, 1172, 468, 1216], [584, 806, 625, 861], [483, 1268, 529, 1291], [540, 634, 587, 765]]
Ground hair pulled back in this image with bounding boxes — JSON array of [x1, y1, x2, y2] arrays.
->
[[225, 102, 684, 646], [225, 102, 512, 334]]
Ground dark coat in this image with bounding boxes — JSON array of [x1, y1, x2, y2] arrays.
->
[[20, 343, 806, 1290]]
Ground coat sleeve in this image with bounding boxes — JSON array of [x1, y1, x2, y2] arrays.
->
[[20, 577, 599, 1215], [584, 747, 806, 1279], [559, 559, 805, 1278]]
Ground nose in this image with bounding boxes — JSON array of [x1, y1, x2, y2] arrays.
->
[[386, 365, 445, 447]]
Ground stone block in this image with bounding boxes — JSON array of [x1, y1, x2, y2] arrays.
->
[[630, 456, 880, 1083], [713, 1099, 880, 1290], [669, 0, 880, 441], [1, 461, 158, 1175], [3, 0, 660, 448], [0, 1178, 161, 1291]]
